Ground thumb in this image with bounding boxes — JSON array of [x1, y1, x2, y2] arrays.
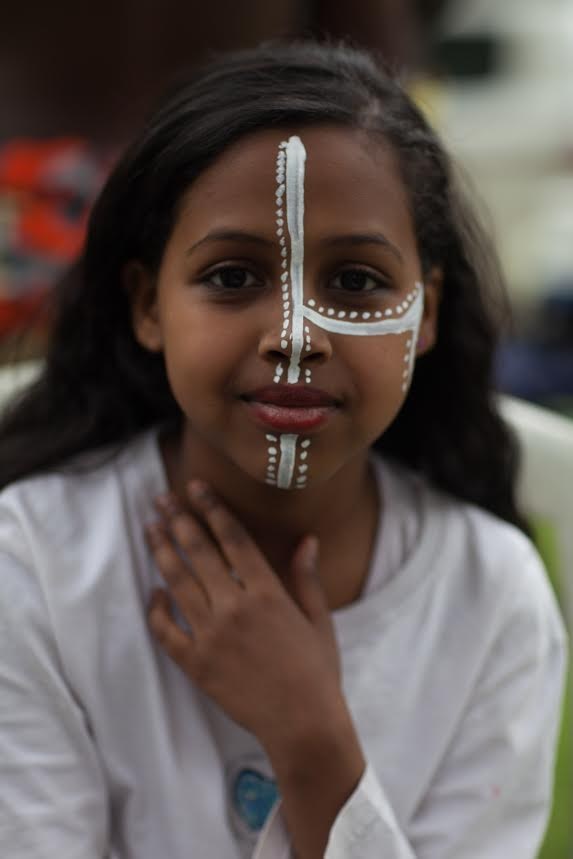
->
[[287, 535, 328, 626]]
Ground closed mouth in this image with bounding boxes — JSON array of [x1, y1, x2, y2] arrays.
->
[[241, 385, 339, 408]]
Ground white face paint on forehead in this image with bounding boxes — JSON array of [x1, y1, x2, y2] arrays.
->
[[267, 134, 425, 491]]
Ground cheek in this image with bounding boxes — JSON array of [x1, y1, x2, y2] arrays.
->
[[352, 334, 412, 394], [345, 332, 414, 434]]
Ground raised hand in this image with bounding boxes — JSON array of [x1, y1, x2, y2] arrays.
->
[[145, 480, 342, 750], [145, 480, 366, 858]]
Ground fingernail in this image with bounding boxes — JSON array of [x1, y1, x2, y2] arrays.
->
[[305, 536, 319, 571], [188, 480, 214, 504], [155, 493, 180, 516]]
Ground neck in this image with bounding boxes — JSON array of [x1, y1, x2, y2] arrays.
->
[[160, 425, 381, 609]]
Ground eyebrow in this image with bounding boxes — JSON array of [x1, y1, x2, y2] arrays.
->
[[186, 228, 404, 263], [321, 233, 404, 263], [186, 230, 274, 255]]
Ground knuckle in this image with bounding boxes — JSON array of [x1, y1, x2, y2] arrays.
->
[[219, 520, 248, 548], [172, 516, 203, 551]]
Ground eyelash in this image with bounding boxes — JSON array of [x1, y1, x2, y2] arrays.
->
[[200, 263, 393, 298]]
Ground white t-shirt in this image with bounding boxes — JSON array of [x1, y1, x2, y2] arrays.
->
[[0, 429, 567, 858]]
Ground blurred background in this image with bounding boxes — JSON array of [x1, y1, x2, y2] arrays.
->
[[1, 0, 572, 418], [0, 2, 571, 856]]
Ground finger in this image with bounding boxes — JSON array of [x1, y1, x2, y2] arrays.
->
[[155, 493, 242, 601], [148, 589, 196, 671], [288, 536, 334, 635], [186, 481, 267, 585], [145, 521, 211, 624]]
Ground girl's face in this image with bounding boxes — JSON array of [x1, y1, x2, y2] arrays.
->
[[130, 126, 440, 491]]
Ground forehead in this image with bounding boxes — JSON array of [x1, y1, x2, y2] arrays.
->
[[176, 126, 415, 246]]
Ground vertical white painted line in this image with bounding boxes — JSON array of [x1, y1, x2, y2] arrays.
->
[[277, 434, 298, 489], [285, 136, 306, 384]]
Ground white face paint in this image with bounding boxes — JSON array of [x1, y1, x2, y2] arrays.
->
[[267, 135, 425, 490]]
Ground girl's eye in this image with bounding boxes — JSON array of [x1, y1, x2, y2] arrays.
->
[[204, 266, 261, 290], [330, 269, 387, 293]]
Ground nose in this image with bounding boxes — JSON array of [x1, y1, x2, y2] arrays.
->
[[258, 315, 333, 372]]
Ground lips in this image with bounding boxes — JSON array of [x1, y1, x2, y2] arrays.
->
[[241, 385, 339, 432], [243, 385, 338, 408]]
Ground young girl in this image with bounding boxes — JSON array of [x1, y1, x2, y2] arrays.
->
[[0, 42, 566, 859]]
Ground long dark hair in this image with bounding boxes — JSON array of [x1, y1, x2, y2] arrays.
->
[[0, 41, 527, 531]]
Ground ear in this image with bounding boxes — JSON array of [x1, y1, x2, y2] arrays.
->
[[416, 266, 442, 357], [123, 261, 163, 352]]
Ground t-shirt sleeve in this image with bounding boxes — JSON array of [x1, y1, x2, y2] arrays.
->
[[0, 510, 110, 857], [254, 548, 567, 859]]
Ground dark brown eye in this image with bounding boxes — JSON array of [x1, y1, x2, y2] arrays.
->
[[331, 269, 383, 293], [207, 266, 259, 290]]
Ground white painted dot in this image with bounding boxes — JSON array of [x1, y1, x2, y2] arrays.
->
[[266, 434, 277, 441], [337, 311, 346, 318], [275, 364, 284, 375], [318, 306, 325, 313], [276, 209, 283, 217], [305, 375, 312, 381], [362, 312, 371, 320], [279, 237, 285, 246], [266, 479, 275, 486], [327, 308, 335, 316], [375, 311, 382, 318], [299, 464, 308, 473], [404, 354, 410, 362], [301, 440, 311, 448], [273, 376, 281, 383], [349, 311, 358, 319], [268, 447, 277, 455], [281, 248, 287, 258], [304, 326, 310, 334], [300, 451, 308, 460], [283, 301, 290, 310], [268, 457, 277, 465], [406, 339, 412, 348], [305, 344, 312, 352], [282, 260, 287, 269], [281, 272, 289, 282], [277, 218, 284, 227], [281, 340, 288, 349], [277, 184, 285, 195], [277, 228, 283, 237], [308, 299, 316, 307], [385, 309, 393, 316]]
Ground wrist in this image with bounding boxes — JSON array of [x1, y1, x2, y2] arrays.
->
[[263, 697, 365, 788]]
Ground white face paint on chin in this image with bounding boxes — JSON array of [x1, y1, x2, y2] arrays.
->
[[267, 135, 424, 491]]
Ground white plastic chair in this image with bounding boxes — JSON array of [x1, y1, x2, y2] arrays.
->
[[499, 395, 573, 635], [0, 360, 42, 411]]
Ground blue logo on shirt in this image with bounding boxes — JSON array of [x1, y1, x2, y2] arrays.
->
[[232, 768, 279, 832]]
